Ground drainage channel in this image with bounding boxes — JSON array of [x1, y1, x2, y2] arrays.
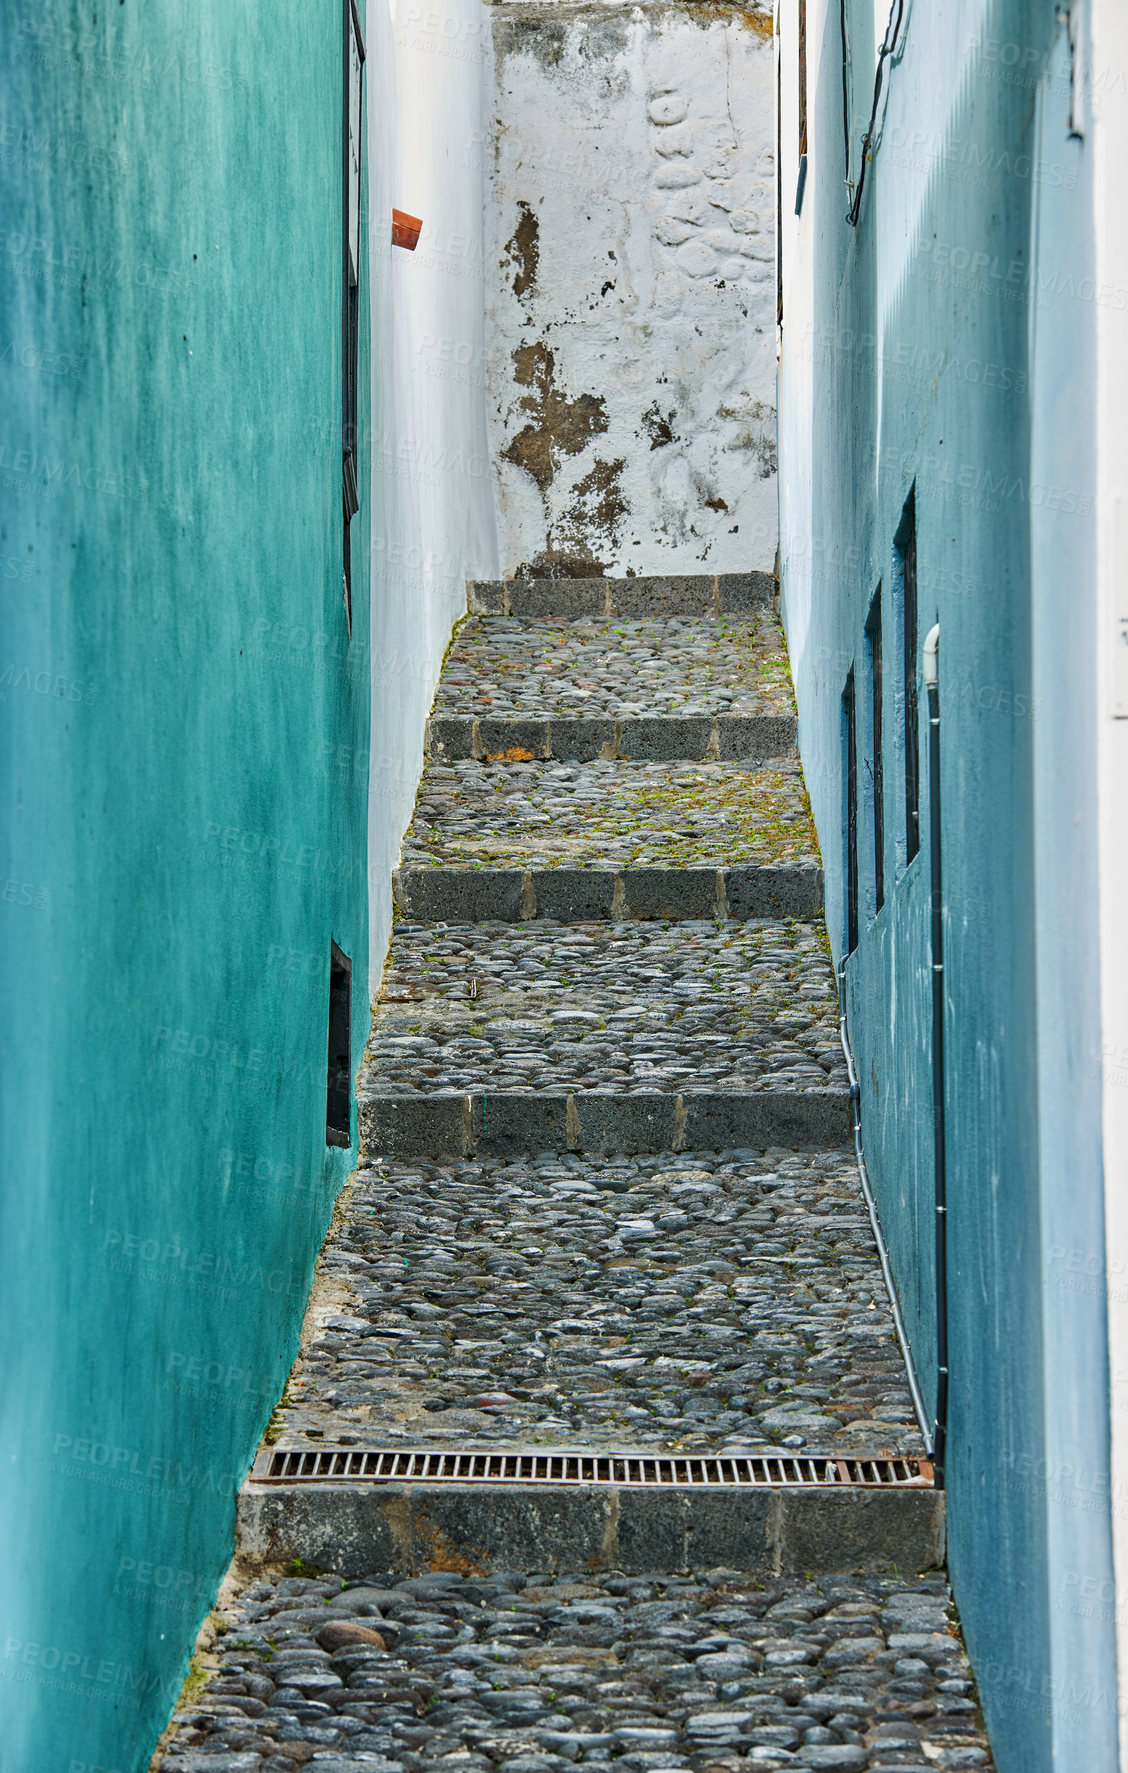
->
[[251, 1446, 934, 1488]]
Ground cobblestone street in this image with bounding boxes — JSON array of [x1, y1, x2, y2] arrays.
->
[[367, 923, 845, 1097], [20, 0, 1117, 1763], [432, 614, 794, 719], [159, 1568, 994, 1773], [269, 1149, 920, 1456], [157, 576, 993, 1772]]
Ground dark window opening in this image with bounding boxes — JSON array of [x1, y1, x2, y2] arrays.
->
[[798, 0, 808, 157], [776, 14, 783, 325], [899, 486, 920, 861], [795, 0, 808, 212], [867, 584, 884, 912], [326, 942, 352, 1148], [844, 667, 858, 955], [342, 0, 365, 627]]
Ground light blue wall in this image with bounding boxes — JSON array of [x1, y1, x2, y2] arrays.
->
[[779, 2, 1116, 1767], [1027, 21, 1114, 1765], [0, 6, 370, 1768]]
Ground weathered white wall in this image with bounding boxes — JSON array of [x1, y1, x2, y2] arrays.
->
[[366, 0, 499, 987], [488, 2, 776, 578]]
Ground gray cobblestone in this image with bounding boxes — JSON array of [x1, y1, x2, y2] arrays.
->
[[158, 1568, 993, 1772], [365, 921, 845, 1098], [433, 616, 795, 720], [269, 1148, 921, 1455], [402, 760, 817, 873]]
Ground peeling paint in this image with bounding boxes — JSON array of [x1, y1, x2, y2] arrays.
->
[[642, 401, 678, 450], [562, 455, 629, 539], [488, 3, 777, 576], [503, 199, 540, 297], [502, 339, 610, 494], [524, 455, 630, 575]]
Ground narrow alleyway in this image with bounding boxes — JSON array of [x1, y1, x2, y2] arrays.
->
[[156, 577, 994, 1772]]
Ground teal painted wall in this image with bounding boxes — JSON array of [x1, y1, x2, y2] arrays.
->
[[779, 2, 1116, 1767], [0, 6, 370, 1768]]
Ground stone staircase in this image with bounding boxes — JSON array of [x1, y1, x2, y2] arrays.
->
[[237, 573, 938, 1572], [362, 575, 846, 1162], [153, 577, 999, 1773]]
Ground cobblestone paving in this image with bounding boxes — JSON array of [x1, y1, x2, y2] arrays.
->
[[155, 585, 996, 1772], [159, 1567, 994, 1773], [402, 763, 817, 872], [433, 615, 795, 718], [272, 1149, 920, 1455], [365, 922, 845, 1098]]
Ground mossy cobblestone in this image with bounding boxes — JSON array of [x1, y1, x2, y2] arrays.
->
[[434, 615, 796, 719], [403, 760, 817, 873]]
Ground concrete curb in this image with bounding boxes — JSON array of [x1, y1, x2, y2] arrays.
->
[[392, 864, 824, 924], [237, 1481, 945, 1579], [467, 573, 775, 617], [426, 713, 798, 764], [358, 1087, 852, 1160]]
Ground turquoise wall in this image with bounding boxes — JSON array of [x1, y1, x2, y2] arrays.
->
[[780, 2, 1116, 1767], [0, 6, 369, 1768]]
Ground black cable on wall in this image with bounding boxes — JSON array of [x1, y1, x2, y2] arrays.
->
[[846, 0, 907, 226]]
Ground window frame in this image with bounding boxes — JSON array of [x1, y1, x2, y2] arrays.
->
[[342, 0, 366, 628]]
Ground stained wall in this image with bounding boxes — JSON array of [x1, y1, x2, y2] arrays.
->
[[488, 2, 777, 578]]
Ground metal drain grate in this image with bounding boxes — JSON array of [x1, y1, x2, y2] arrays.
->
[[251, 1446, 934, 1489]]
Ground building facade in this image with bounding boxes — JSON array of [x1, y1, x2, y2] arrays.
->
[[777, 1, 1128, 1766], [0, 5, 373, 1766]]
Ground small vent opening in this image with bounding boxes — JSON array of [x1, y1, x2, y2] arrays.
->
[[326, 941, 352, 1148]]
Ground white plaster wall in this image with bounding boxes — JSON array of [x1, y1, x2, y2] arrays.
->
[[488, 2, 777, 578], [366, 0, 499, 989]]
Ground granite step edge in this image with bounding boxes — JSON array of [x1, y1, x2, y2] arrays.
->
[[392, 864, 824, 924], [467, 572, 775, 618], [236, 1480, 945, 1580], [426, 712, 798, 763], [357, 1087, 853, 1159]]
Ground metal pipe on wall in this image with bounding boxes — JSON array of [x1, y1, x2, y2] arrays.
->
[[923, 623, 949, 1484]]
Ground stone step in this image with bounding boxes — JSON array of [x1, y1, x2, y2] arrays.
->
[[263, 1148, 923, 1457], [404, 754, 817, 878], [158, 1561, 994, 1773], [237, 1473, 944, 1581], [427, 712, 798, 764], [368, 917, 844, 1104], [359, 1087, 851, 1159], [392, 863, 823, 922], [468, 572, 774, 618], [434, 611, 795, 724]]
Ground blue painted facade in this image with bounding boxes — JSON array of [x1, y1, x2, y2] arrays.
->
[[0, 6, 371, 1768], [778, 2, 1117, 1767]]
